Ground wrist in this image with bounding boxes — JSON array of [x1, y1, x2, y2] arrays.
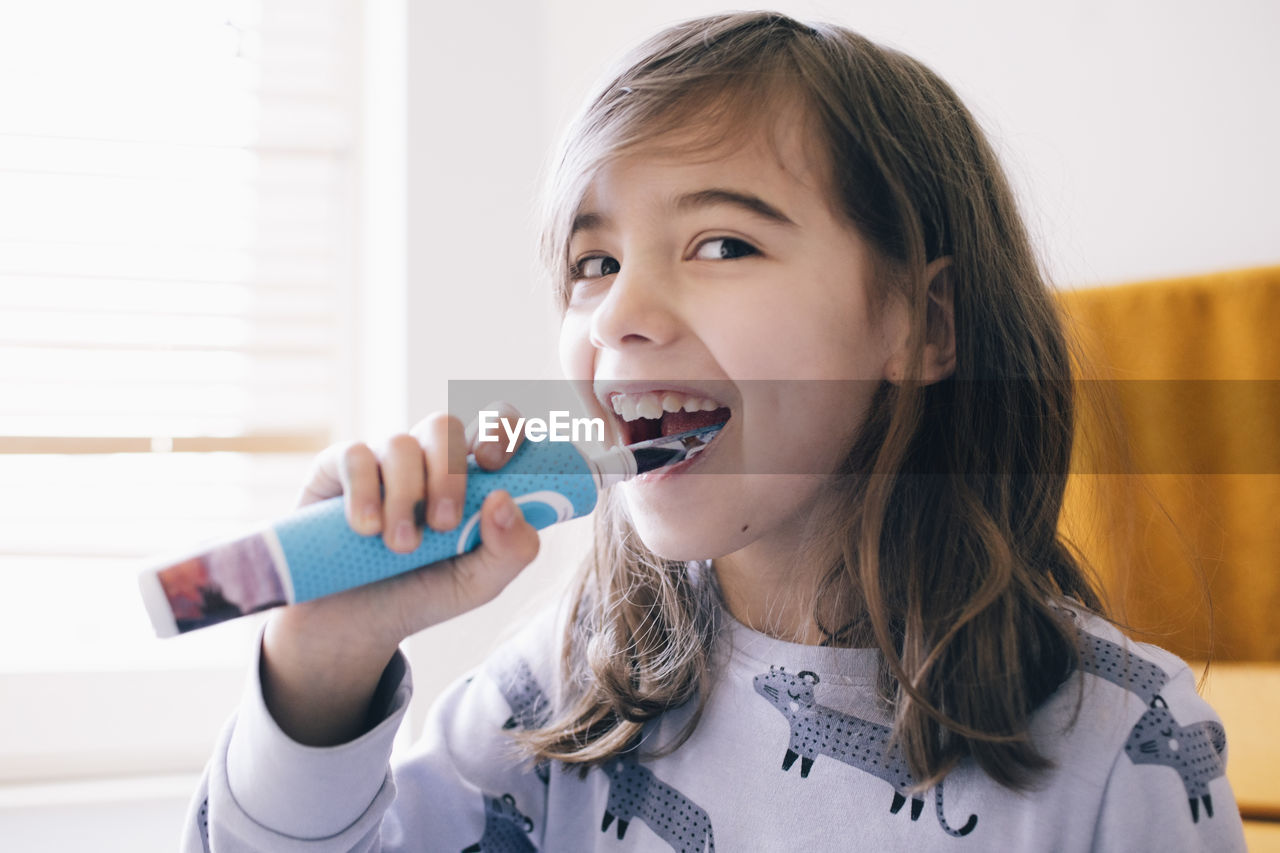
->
[[260, 602, 402, 746]]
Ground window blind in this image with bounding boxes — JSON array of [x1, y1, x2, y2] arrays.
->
[[0, 0, 359, 671]]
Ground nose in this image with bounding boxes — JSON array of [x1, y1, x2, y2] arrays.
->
[[588, 259, 680, 351]]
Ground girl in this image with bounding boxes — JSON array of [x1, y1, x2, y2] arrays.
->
[[186, 12, 1245, 851]]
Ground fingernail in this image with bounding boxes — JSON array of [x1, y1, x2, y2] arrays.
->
[[394, 520, 417, 550], [479, 441, 503, 468], [362, 504, 381, 531], [494, 498, 516, 530], [433, 498, 458, 528]]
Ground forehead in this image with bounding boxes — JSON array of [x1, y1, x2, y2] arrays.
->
[[573, 109, 837, 226]]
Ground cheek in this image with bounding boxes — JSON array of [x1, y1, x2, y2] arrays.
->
[[699, 289, 887, 381], [559, 314, 612, 429], [558, 314, 593, 380]]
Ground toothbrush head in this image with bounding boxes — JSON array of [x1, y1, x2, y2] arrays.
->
[[628, 423, 725, 474]]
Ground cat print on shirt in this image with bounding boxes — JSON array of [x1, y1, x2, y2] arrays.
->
[[600, 756, 716, 853], [498, 658, 552, 732], [1069, 614, 1230, 822], [1074, 623, 1169, 704], [1125, 695, 1228, 823], [495, 657, 552, 784], [461, 794, 535, 853], [195, 797, 211, 853], [753, 666, 978, 838]]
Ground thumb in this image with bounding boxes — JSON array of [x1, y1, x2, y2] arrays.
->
[[446, 490, 541, 608]]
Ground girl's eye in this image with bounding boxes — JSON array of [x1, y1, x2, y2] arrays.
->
[[692, 237, 758, 261], [573, 255, 620, 280]]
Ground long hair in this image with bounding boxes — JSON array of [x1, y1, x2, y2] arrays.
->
[[522, 11, 1105, 790]]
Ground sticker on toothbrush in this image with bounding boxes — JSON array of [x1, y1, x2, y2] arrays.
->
[[455, 491, 576, 553], [153, 533, 288, 633]]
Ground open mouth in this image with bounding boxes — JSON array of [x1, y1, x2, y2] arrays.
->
[[608, 390, 732, 445]]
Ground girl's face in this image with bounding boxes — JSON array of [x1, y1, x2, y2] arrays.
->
[[558, 119, 905, 566]]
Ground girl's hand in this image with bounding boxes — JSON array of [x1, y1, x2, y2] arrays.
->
[[261, 405, 541, 745], [297, 404, 541, 639]]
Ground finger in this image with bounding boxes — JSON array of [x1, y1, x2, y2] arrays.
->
[[415, 413, 467, 531], [477, 490, 540, 571], [449, 490, 541, 603], [385, 489, 542, 638], [297, 443, 347, 508], [338, 442, 384, 536], [380, 433, 426, 553], [465, 400, 525, 471]]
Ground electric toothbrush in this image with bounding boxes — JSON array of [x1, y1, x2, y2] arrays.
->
[[138, 423, 723, 637]]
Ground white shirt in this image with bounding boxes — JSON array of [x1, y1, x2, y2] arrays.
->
[[184, 603, 1247, 852]]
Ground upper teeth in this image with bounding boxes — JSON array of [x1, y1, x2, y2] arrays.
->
[[610, 391, 724, 422]]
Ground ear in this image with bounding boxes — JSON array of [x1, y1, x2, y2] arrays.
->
[[883, 257, 956, 385]]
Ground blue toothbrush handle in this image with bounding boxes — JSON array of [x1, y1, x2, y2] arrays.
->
[[274, 438, 600, 603], [139, 439, 602, 636]]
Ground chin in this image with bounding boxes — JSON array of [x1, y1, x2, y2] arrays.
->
[[622, 501, 741, 564], [629, 533, 722, 564]]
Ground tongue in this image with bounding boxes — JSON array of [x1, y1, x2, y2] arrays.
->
[[661, 407, 730, 437]]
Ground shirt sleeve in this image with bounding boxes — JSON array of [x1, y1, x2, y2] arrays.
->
[[184, 619, 556, 852], [180, 637, 408, 852], [1090, 665, 1248, 853]]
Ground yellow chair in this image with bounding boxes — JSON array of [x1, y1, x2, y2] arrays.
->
[[1058, 266, 1280, 844]]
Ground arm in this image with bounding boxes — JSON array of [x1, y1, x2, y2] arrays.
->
[[182, 644, 409, 853], [183, 410, 543, 851], [185, 639, 553, 853], [263, 410, 539, 748]]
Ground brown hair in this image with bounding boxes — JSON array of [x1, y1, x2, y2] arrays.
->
[[523, 11, 1105, 791]]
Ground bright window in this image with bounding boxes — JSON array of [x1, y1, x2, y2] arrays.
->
[[0, 0, 362, 782]]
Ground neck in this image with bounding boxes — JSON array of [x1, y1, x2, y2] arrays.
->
[[713, 541, 828, 645]]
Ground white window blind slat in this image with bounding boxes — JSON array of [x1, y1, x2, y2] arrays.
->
[[0, 175, 344, 249], [0, 346, 330, 387], [0, 309, 333, 348], [1, 384, 333, 426], [0, 276, 331, 315], [0, 241, 338, 285], [0, 452, 313, 557]]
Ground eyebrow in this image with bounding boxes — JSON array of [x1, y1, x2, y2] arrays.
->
[[570, 211, 607, 238], [569, 187, 796, 238], [675, 188, 796, 227]]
